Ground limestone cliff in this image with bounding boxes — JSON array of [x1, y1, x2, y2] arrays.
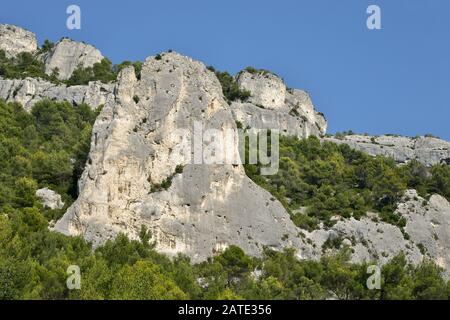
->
[[0, 24, 37, 58], [42, 38, 104, 80], [0, 76, 113, 111], [1, 24, 449, 274], [53, 53, 307, 261], [323, 134, 450, 167], [231, 70, 327, 138]]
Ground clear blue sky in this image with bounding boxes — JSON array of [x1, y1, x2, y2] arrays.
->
[[1, 0, 449, 139]]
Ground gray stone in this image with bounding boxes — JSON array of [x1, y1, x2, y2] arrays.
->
[[398, 190, 450, 275], [43, 38, 104, 80], [232, 71, 327, 138], [0, 24, 37, 58], [323, 134, 450, 167], [36, 188, 65, 210], [2, 23, 449, 275], [0, 76, 113, 111], [53, 52, 308, 262], [303, 189, 450, 278]]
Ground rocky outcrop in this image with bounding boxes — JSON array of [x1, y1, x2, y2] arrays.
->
[[0, 24, 37, 58], [0, 76, 113, 111], [36, 188, 65, 210], [43, 38, 104, 80], [237, 71, 286, 110], [2, 23, 448, 274], [231, 70, 327, 138], [399, 190, 450, 273], [304, 189, 450, 277], [306, 216, 422, 266], [53, 52, 309, 261], [323, 134, 450, 167]]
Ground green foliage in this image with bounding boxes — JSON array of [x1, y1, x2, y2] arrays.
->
[[150, 166, 185, 193], [114, 61, 143, 80], [0, 99, 98, 213], [245, 136, 450, 230], [39, 40, 55, 54], [0, 100, 448, 300], [0, 205, 448, 300], [0, 48, 143, 86], [66, 58, 116, 85], [66, 58, 144, 85], [207, 66, 251, 103], [0, 50, 55, 82], [244, 66, 278, 77]]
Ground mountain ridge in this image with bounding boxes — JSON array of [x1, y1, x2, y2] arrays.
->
[[1, 23, 449, 277]]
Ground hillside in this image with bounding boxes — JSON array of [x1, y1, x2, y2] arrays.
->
[[0, 23, 449, 300]]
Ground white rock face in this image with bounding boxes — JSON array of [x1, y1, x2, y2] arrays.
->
[[306, 216, 423, 266], [43, 38, 104, 80], [232, 71, 327, 138], [53, 52, 308, 262], [0, 76, 113, 111], [302, 189, 450, 277], [323, 135, 450, 167], [236, 70, 286, 109], [0, 24, 37, 58], [36, 188, 65, 210], [1, 22, 447, 273], [398, 190, 450, 273]]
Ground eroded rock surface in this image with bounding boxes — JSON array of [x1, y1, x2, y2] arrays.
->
[[53, 53, 307, 262], [1, 23, 447, 273], [231, 70, 327, 138], [43, 38, 104, 80], [0, 76, 113, 111], [399, 190, 450, 273], [323, 135, 450, 167], [303, 189, 450, 277], [36, 188, 65, 210], [0, 24, 37, 58]]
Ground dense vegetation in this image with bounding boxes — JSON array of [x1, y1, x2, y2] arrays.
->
[[0, 100, 449, 300], [66, 60, 143, 86], [245, 135, 450, 231], [0, 50, 59, 83], [207, 66, 251, 103], [0, 99, 98, 219]]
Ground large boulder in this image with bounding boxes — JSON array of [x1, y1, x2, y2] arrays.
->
[[36, 188, 65, 210], [43, 38, 104, 80], [0, 24, 37, 58]]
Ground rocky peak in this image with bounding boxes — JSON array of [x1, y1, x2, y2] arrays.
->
[[236, 70, 286, 109], [53, 51, 306, 261], [0, 24, 38, 58], [43, 38, 104, 80], [231, 69, 327, 138]]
